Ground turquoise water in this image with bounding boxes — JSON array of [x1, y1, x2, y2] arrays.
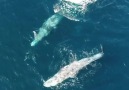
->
[[0, 0, 129, 90]]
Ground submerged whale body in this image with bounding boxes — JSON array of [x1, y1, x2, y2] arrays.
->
[[31, 14, 63, 46], [43, 52, 103, 87]]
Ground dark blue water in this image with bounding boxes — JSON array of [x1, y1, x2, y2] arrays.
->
[[0, 0, 129, 90]]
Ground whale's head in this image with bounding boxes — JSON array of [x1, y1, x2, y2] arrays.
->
[[31, 40, 38, 46], [43, 77, 59, 87]]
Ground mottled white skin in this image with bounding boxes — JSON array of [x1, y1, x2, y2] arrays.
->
[[65, 0, 97, 5], [43, 52, 103, 87], [31, 14, 63, 46], [65, 0, 85, 4]]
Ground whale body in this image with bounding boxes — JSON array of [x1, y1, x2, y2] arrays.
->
[[31, 14, 63, 46], [43, 52, 103, 87]]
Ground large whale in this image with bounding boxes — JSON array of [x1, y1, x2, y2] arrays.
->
[[43, 51, 103, 87]]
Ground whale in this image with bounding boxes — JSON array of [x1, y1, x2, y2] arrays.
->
[[43, 51, 104, 87], [31, 14, 63, 46]]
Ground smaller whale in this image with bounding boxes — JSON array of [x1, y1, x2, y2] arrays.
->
[[31, 14, 63, 46], [43, 51, 104, 87]]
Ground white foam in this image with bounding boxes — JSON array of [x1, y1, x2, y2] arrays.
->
[[54, 0, 97, 21]]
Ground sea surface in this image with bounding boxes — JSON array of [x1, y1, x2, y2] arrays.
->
[[0, 0, 129, 90]]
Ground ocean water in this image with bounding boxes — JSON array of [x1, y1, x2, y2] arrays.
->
[[0, 0, 129, 90]]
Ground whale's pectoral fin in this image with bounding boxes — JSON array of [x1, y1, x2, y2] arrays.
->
[[33, 31, 37, 39]]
